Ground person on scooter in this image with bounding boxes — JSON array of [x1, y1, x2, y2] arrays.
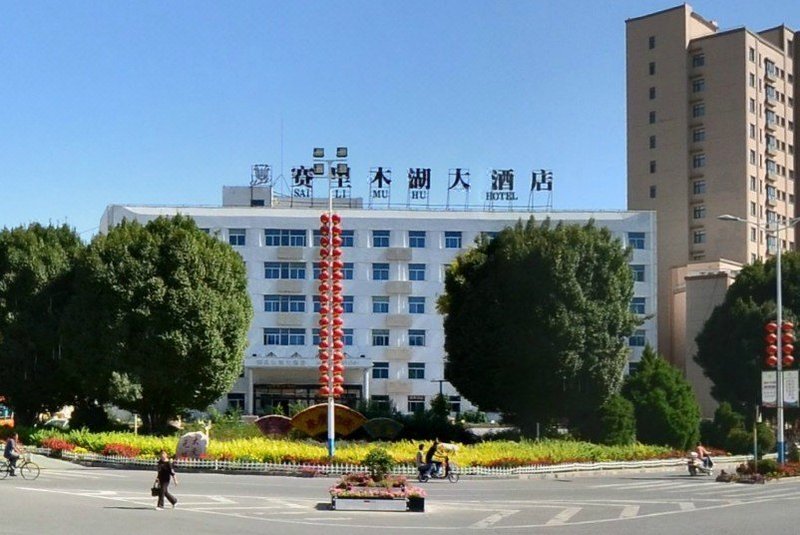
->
[[425, 439, 441, 477], [696, 441, 713, 469]]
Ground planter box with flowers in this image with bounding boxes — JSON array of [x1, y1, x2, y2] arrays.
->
[[329, 472, 426, 512]]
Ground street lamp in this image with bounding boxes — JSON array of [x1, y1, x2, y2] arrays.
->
[[718, 213, 800, 464]]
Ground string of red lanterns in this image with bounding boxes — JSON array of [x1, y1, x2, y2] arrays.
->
[[318, 212, 345, 398]]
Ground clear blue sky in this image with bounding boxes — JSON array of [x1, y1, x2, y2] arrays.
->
[[2, 1, 798, 237]]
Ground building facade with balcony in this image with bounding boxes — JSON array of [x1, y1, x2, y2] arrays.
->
[[101, 186, 657, 416]]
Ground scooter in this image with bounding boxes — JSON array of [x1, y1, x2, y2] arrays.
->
[[687, 452, 713, 476], [418, 461, 459, 483]]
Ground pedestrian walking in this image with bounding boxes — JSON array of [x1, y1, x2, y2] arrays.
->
[[154, 450, 178, 510]]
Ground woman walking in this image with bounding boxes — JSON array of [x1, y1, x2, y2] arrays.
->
[[154, 450, 178, 510]]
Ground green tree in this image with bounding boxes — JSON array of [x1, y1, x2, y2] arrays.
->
[[62, 216, 252, 432], [0, 224, 84, 425], [624, 346, 700, 449], [694, 254, 800, 414], [586, 394, 636, 446], [437, 218, 637, 435]]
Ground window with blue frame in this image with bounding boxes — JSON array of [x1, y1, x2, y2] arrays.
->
[[408, 362, 425, 379], [265, 229, 307, 247], [228, 229, 246, 246], [263, 328, 306, 346], [372, 230, 390, 248], [631, 265, 645, 282], [409, 231, 426, 248], [372, 296, 390, 313], [264, 295, 306, 312], [264, 262, 306, 279], [409, 263, 426, 281], [408, 296, 425, 314], [372, 362, 389, 379], [408, 329, 426, 347], [629, 330, 646, 347], [628, 232, 646, 249], [372, 329, 390, 346], [372, 263, 390, 280], [444, 231, 462, 248], [630, 297, 646, 315]]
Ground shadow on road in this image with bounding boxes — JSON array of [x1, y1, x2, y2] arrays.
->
[[103, 506, 154, 511], [314, 502, 333, 511]]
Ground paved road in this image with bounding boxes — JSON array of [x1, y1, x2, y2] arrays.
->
[[1, 455, 798, 534]]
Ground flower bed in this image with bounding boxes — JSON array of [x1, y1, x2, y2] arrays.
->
[[329, 473, 426, 512]]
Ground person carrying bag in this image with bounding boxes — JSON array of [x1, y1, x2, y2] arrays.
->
[[154, 450, 178, 510]]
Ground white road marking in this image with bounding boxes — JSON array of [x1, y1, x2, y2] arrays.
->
[[545, 506, 582, 526], [678, 502, 695, 511], [618, 505, 639, 518], [469, 509, 519, 529]]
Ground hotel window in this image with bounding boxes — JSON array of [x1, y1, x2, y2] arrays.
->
[[372, 362, 389, 379], [409, 263, 426, 281], [692, 128, 705, 142], [408, 296, 425, 314], [227, 393, 245, 411], [372, 230, 390, 248], [372, 329, 390, 346], [749, 47, 755, 62], [649, 86, 656, 100], [692, 78, 705, 93], [263, 295, 306, 313], [648, 61, 655, 75], [444, 231, 462, 249], [263, 328, 305, 346], [342, 296, 354, 313], [693, 180, 706, 195], [693, 205, 706, 219], [630, 297, 646, 315], [649, 135, 656, 149], [371, 395, 390, 411], [628, 232, 645, 249], [408, 329, 426, 347], [372, 296, 390, 314], [228, 229, 246, 246], [750, 150, 756, 165], [750, 176, 757, 191], [649, 160, 656, 173], [631, 265, 645, 282], [693, 230, 706, 244], [749, 98, 755, 113], [751, 227, 757, 242], [372, 263, 390, 280], [649, 111, 656, 124], [648, 35, 655, 49], [692, 103, 705, 118], [408, 362, 426, 380], [692, 53, 705, 67], [749, 124, 756, 139], [409, 231, 426, 248], [649, 185, 656, 199], [766, 110, 777, 125], [749, 73, 755, 87], [692, 154, 706, 169], [767, 185, 777, 201], [766, 85, 778, 102], [629, 330, 646, 347], [407, 395, 425, 413], [265, 229, 306, 247], [750, 201, 757, 216], [264, 262, 306, 280]]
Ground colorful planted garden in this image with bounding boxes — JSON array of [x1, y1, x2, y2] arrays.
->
[[28, 428, 677, 466]]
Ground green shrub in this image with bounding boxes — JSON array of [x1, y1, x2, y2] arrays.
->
[[596, 395, 637, 446], [756, 422, 775, 455], [756, 458, 779, 475], [788, 442, 800, 463], [363, 447, 395, 481], [725, 428, 751, 454]]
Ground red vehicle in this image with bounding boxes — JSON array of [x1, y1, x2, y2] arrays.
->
[[0, 397, 14, 428]]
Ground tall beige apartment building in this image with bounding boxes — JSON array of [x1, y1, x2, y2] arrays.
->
[[627, 5, 798, 413]]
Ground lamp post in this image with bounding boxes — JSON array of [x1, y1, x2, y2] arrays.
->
[[718, 213, 800, 464], [314, 147, 348, 459]]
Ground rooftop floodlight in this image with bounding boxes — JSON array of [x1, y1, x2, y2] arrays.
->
[[313, 148, 325, 158], [313, 163, 326, 175], [336, 163, 348, 174], [336, 147, 348, 158]]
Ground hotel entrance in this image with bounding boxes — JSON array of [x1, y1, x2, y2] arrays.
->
[[253, 384, 362, 415]]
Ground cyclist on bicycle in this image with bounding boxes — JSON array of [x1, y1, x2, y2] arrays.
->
[[4, 433, 21, 477]]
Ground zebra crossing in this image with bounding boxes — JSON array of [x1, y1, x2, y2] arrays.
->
[[32, 467, 129, 481]]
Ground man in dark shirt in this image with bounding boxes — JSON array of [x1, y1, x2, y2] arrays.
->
[[425, 439, 440, 477], [4, 433, 20, 476]]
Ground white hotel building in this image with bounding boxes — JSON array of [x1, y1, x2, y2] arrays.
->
[[101, 186, 657, 416]]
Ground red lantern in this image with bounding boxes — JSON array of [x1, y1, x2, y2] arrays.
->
[[318, 316, 330, 326], [783, 332, 795, 345], [331, 225, 342, 235], [320, 213, 330, 224], [319, 306, 330, 316], [766, 333, 778, 345], [319, 353, 329, 362], [318, 270, 330, 281], [333, 351, 345, 361], [331, 213, 341, 224], [320, 236, 330, 247], [766, 322, 779, 333], [333, 305, 344, 315], [333, 362, 345, 374], [332, 235, 343, 247], [332, 328, 344, 339], [320, 385, 331, 396], [784, 355, 796, 367], [318, 283, 330, 293], [319, 248, 330, 258], [332, 282, 343, 293], [332, 270, 343, 281], [319, 259, 330, 269], [319, 293, 331, 304], [332, 374, 344, 385], [783, 321, 795, 332], [319, 327, 331, 338], [332, 248, 343, 257], [332, 317, 344, 326], [333, 340, 344, 349], [332, 385, 344, 397], [318, 363, 329, 373], [332, 259, 344, 269], [766, 354, 779, 367], [319, 225, 330, 235], [784, 344, 794, 355], [766, 344, 778, 355], [318, 340, 329, 349], [332, 294, 344, 304]]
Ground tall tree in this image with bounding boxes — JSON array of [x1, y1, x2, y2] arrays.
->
[[0, 224, 84, 425], [694, 254, 800, 414], [624, 346, 700, 450], [62, 216, 252, 431], [437, 218, 637, 435]]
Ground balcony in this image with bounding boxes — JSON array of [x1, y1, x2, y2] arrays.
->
[[276, 247, 304, 260], [765, 169, 779, 182], [765, 120, 778, 132], [276, 313, 304, 327], [386, 380, 412, 395], [275, 280, 304, 294], [385, 314, 412, 328], [765, 96, 778, 109], [384, 348, 412, 362], [385, 281, 412, 295], [766, 143, 778, 157], [386, 248, 412, 261], [765, 69, 777, 82]]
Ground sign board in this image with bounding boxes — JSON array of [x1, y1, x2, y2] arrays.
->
[[762, 370, 800, 407]]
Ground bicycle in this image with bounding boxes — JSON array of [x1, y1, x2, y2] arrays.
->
[[0, 452, 40, 480]]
